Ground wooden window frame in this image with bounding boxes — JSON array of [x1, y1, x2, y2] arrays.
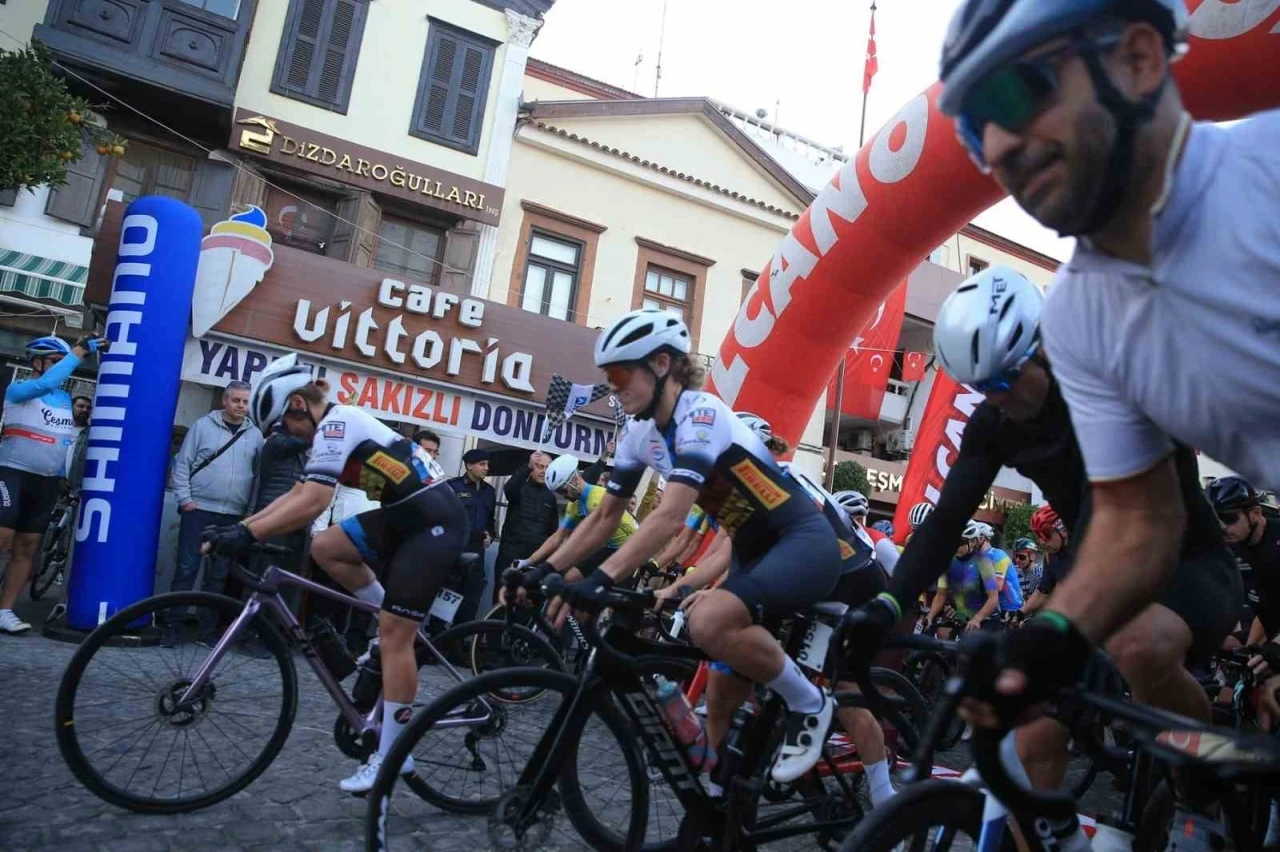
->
[[409, 18, 497, 156], [966, 254, 990, 276], [270, 0, 369, 114], [507, 201, 605, 325], [740, 268, 759, 306], [631, 237, 714, 352], [373, 209, 451, 286]]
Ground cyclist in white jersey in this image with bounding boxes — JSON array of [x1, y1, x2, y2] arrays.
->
[[534, 309, 846, 783], [0, 334, 105, 634], [936, 1, 1269, 845], [203, 355, 466, 793]]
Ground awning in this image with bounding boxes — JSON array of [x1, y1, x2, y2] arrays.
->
[[0, 249, 87, 307]]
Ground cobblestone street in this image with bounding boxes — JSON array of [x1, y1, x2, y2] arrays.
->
[[0, 593, 1125, 852]]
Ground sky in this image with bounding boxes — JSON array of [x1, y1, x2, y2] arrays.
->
[[529, 0, 1076, 261]]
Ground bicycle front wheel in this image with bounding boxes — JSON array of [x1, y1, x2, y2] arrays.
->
[[368, 667, 649, 852], [838, 779, 994, 852], [55, 592, 298, 813]]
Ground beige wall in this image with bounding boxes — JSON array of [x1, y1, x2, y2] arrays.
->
[[0, 1, 46, 45], [533, 114, 802, 215], [236, 0, 508, 180], [494, 134, 797, 350], [934, 234, 1060, 289], [522, 76, 596, 102]]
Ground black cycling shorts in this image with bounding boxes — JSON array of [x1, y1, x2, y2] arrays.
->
[[831, 563, 888, 609], [339, 485, 470, 622], [1161, 545, 1244, 658], [0, 465, 62, 534], [720, 512, 842, 619]]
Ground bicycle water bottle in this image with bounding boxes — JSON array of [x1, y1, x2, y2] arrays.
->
[[351, 644, 383, 710], [654, 681, 717, 771], [308, 619, 357, 681]]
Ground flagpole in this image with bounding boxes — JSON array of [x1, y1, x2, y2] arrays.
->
[[825, 0, 877, 491]]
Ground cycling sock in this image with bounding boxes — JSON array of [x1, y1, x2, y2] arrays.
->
[[356, 580, 386, 607], [865, 759, 895, 806], [380, 701, 411, 759], [767, 658, 824, 714]]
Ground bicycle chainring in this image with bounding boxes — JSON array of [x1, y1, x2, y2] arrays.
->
[[333, 713, 373, 760], [487, 785, 560, 850]]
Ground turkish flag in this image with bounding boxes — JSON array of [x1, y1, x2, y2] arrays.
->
[[902, 351, 928, 382], [863, 5, 878, 95], [828, 280, 907, 419]]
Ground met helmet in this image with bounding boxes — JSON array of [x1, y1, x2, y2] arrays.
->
[[834, 490, 870, 518], [545, 454, 580, 494], [249, 354, 314, 434], [939, 0, 1187, 235], [908, 502, 934, 529], [1030, 504, 1064, 539], [25, 336, 72, 359], [736, 412, 772, 443], [594, 309, 691, 368], [1207, 476, 1258, 513], [934, 266, 1043, 388]]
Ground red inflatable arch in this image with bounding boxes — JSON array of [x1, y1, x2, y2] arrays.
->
[[707, 0, 1280, 446]]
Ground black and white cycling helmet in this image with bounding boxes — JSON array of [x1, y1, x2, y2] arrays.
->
[[1207, 476, 1259, 513], [736, 412, 772, 443], [834, 490, 870, 519], [908, 502, 934, 529], [249, 353, 314, 434], [961, 520, 985, 541], [594, 309, 691, 368], [545, 454, 580, 494], [934, 266, 1043, 389]]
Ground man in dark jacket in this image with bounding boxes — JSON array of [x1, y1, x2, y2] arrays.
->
[[449, 448, 498, 624], [494, 450, 559, 602], [240, 423, 309, 610]]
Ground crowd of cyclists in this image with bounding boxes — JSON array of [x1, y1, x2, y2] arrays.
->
[[28, 0, 1280, 847]]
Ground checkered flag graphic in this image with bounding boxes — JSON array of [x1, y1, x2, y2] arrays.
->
[[541, 374, 611, 441]]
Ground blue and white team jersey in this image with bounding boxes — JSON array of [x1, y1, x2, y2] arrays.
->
[[0, 354, 82, 477], [1043, 111, 1280, 490]]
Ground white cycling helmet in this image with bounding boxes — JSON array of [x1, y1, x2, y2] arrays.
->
[[961, 520, 985, 541], [545, 454, 580, 494], [249, 354, 314, 434], [975, 522, 995, 539], [934, 266, 1044, 388], [736, 412, 772, 443], [908, 502, 934, 529], [834, 490, 869, 518], [594, 309, 691, 368]]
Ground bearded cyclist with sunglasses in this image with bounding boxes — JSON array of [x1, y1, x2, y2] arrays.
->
[[535, 309, 867, 784], [1209, 476, 1280, 647]]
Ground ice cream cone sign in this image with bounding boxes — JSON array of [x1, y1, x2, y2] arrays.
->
[[191, 206, 275, 338]]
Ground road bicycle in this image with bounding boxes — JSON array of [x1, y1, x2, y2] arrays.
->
[[366, 572, 927, 852], [55, 544, 562, 814], [29, 490, 76, 600], [838, 631, 1280, 852]]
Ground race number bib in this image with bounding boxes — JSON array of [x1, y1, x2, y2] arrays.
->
[[796, 621, 834, 672], [428, 588, 464, 624]]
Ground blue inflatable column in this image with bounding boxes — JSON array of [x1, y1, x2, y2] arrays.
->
[[66, 197, 202, 631]]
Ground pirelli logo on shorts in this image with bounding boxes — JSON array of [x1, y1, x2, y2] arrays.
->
[[367, 451, 411, 484], [729, 459, 790, 510]]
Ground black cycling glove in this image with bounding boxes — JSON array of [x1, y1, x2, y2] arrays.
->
[[976, 611, 1093, 723], [844, 593, 902, 674], [202, 523, 257, 558], [74, 334, 110, 355], [559, 568, 615, 608]]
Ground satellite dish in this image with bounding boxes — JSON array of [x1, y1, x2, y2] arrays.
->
[[754, 108, 768, 120]]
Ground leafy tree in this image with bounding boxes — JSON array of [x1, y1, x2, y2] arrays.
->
[[1002, 501, 1034, 547], [832, 460, 870, 495], [0, 44, 123, 193]]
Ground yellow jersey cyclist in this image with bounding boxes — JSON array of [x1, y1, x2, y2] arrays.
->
[[531, 309, 854, 783], [521, 453, 639, 573]]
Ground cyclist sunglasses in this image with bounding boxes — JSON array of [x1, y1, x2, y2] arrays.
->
[[603, 362, 643, 391], [955, 35, 1119, 170], [971, 343, 1038, 394]]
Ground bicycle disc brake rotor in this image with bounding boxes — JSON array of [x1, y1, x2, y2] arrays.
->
[[487, 785, 559, 850], [333, 713, 372, 760], [157, 679, 214, 728]]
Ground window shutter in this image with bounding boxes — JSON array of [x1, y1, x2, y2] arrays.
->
[[274, 0, 367, 112], [45, 137, 108, 227], [439, 221, 480, 295], [412, 22, 494, 155], [189, 156, 235, 230], [327, 191, 379, 265], [228, 161, 268, 214]]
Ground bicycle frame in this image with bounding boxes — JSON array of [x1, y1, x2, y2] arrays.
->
[[175, 563, 480, 741]]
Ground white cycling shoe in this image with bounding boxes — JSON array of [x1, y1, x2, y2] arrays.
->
[[0, 610, 31, 634], [770, 689, 834, 783], [339, 751, 415, 794]]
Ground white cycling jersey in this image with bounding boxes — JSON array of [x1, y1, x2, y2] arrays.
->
[[304, 405, 445, 506]]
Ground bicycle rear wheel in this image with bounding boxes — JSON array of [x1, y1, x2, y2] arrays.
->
[[367, 667, 649, 852], [55, 592, 297, 813], [838, 779, 994, 852], [29, 507, 70, 600]]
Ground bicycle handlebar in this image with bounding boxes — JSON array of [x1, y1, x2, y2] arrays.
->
[[541, 572, 697, 666]]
